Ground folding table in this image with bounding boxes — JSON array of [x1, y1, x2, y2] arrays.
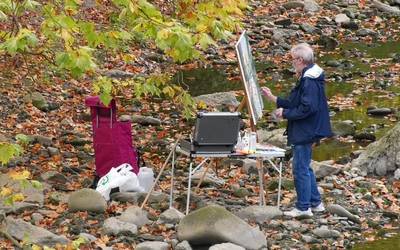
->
[[171, 144, 286, 214]]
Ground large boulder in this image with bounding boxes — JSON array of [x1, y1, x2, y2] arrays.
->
[[177, 205, 267, 249], [68, 188, 107, 213], [4, 217, 69, 246], [352, 122, 400, 176]]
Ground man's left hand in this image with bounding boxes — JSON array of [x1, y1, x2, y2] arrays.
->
[[275, 108, 283, 118]]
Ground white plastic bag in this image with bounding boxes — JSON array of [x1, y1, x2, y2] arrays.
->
[[137, 167, 155, 193], [96, 163, 133, 201], [119, 171, 144, 192]]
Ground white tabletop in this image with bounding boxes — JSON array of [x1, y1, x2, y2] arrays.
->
[[175, 144, 285, 159]]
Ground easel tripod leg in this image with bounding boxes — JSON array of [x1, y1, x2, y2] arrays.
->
[[186, 160, 193, 215]]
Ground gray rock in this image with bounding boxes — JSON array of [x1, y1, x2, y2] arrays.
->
[[177, 205, 267, 249], [372, 0, 400, 15], [24, 92, 49, 111], [351, 122, 400, 176], [356, 28, 377, 37], [40, 171, 69, 184], [342, 21, 359, 30], [175, 240, 192, 250], [271, 29, 297, 43], [5, 217, 69, 246], [191, 170, 225, 187], [0, 202, 39, 214], [131, 115, 162, 126], [47, 147, 60, 156], [158, 207, 185, 224], [312, 226, 341, 239], [367, 108, 393, 116], [302, 234, 320, 243], [136, 241, 169, 250], [49, 192, 69, 204], [119, 206, 150, 226], [103, 69, 135, 79], [318, 35, 339, 50], [236, 206, 283, 223], [304, 0, 320, 12], [282, 1, 304, 10], [354, 132, 376, 141], [283, 220, 303, 231], [257, 128, 287, 148], [34, 135, 53, 146], [31, 213, 44, 225], [311, 160, 341, 179], [332, 120, 356, 136], [209, 243, 245, 250], [240, 159, 258, 175], [79, 233, 97, 242], [119, 115, 131, 121], [327, 204, 361, 223], [68, 188, 107, 213], [300, 23, 319, 34], [394, 168, 400, 180], [194, 92, 239, 109], [103, 217, 137, 236], [110, 192, 142, 203], [267, 178, 294, 191], [335, 14, 351, 25], [274, 18, 292, 27], [233, 187, 251, 198]]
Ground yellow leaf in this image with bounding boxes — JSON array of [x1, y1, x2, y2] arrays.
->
[[0, 187, 12, 197], [9, 170, 31, 180], [32, 244, 42, 250], [12, 193, 25, 202], [197, 100, 207, 109]]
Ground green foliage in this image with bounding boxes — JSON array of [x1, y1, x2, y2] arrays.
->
[[15, 134, 31, 147], [0, 0, 247, 115], [0, 142, 22, 165], [93, 76, 114, 106], [0, 29, 38, 55], [55, 46, 97, 77]]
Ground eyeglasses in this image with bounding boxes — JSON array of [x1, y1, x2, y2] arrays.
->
[[292, 57, 301, 61]]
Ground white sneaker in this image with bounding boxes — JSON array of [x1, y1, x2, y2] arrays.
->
[[284, 208, 313, 218], [311, 203, 325, 212]]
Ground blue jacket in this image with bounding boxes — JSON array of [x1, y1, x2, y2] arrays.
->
[[277, 64, 332, 145]]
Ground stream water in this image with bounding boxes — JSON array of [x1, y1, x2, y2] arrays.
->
[[172, 41, 400, 162]]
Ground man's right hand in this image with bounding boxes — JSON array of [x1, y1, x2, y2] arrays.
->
[[261, 87, 277, 103]]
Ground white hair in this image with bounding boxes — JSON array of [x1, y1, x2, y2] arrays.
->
[[291, 43, 314, 65]]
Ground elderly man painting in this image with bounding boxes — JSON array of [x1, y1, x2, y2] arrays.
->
[[261, 43, 332, 217]]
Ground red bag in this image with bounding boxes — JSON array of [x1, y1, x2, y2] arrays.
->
[[85, 96, 139, 177]]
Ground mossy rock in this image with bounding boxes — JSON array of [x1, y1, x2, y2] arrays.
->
[[267, 178, 294, 191]]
